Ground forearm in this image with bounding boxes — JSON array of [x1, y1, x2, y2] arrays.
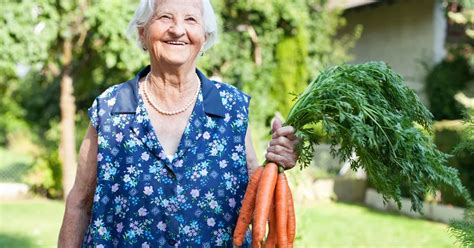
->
[[245, 127, 260, 177], [247, 156, 260, 177], [58, 194, 93, 247], [59, 124, 97, 247]]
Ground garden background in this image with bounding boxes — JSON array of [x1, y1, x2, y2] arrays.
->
[[0, 0, 473, 247]]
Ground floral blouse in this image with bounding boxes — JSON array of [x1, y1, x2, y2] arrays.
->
[[83, 66, 252, 247]]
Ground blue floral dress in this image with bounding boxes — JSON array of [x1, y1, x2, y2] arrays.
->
[[83, 66, 252, 247]]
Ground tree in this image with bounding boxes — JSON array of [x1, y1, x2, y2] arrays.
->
[[1, 0, 147, 198]]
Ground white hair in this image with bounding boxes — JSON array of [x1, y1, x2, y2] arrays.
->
[[127, 0, 218, 52]]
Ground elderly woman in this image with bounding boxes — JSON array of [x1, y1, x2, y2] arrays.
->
[[58, 0, 299, 247]]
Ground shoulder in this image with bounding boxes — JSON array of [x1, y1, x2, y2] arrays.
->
[[91, 79, 136, 111], [88, 80, 135, 128], [94, 82, 126, 103]]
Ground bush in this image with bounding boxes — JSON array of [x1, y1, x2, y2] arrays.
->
[[425, 56, 472, 120], [23, 153, 62, 198], [23, 122, 63, 199], [435, 127, 474, 207]]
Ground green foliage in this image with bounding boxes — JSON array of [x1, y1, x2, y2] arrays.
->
[[286, 61, 472, 213], [425, 56, 472, 120], [272, 27, 309, 117], [1, 0, 148, 134], [435, 123, 474, 207], [454, 109, 474, 154], [1, 0, 147, 197], [23, 122, 63, 198], [24, 154, 62, 198], [448, 108, 474, 247], [449, 207, 474, 248]]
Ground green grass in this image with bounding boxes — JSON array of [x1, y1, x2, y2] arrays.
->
[[0, 199, 64, 248], [0, 200, 457, 247], [295, 202, 457, 247]]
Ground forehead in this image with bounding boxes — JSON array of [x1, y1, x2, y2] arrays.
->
[[155, 0, 203, 15]]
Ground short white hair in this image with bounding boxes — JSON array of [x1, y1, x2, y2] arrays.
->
[[127, 0, 218, 52]]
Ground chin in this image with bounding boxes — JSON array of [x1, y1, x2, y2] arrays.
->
[[151, 46, 195, 66], [163, 58, 193, 66], [162, 54, 197, 66]]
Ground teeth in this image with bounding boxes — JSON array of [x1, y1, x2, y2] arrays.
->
[[166, 41, 186, 45]]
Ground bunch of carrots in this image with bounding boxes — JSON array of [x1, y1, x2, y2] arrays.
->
[[233, 61, 472, 247], [233, 162, 296, 248]]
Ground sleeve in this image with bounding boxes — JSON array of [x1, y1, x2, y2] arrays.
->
[[87, 98, 100, 131]]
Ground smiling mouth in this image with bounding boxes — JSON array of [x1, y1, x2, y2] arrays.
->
[[164, 41, 187, 46]]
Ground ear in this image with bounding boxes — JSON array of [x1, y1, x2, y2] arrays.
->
[[138, 27, 146, 41], [138, 27, 148, 50]]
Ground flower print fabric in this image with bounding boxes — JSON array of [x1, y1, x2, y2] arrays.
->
[[83, 66, 252, 247]]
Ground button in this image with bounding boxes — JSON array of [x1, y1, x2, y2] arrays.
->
[[168, 239, 176, 246]]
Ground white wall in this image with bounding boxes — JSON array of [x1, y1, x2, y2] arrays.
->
[[344, 0, 446, 104]]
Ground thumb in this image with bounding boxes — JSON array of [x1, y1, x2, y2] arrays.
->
[[271, 114, 282, 133]]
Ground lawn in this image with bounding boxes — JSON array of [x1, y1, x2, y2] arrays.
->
[[0, 199, 64, 248], [0, 199, 457, 248], [295, 202, 457, 247]]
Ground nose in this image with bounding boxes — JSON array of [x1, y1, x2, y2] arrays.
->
[[169, 19, 185, 37]]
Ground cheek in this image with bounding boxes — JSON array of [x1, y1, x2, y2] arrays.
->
[[145, 24, 166, 42], [189, 29, 206, 45]]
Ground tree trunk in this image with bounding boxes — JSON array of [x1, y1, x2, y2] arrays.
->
[[59, 40, 76, 199]]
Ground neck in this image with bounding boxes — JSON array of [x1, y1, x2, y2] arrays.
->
[[145, 61, 200, 108], [148, 62, 198, 93], [148, 56, 198, 89]]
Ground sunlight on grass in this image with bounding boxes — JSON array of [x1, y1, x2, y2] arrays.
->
[[0, 199, 458, 247], [295, 202, 457, 247], [0, 199, 64, 248]]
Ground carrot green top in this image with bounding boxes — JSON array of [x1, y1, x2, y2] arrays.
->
[[286, 61, 472, 213]]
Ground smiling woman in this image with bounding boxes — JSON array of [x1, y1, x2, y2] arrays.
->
[[138, 0, 208, 67], [57, 0, 300, 247]]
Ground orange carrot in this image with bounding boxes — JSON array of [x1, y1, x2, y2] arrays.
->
[[252, 237, 262, 248], [233, 166, 264, 247], [286, 178, 296, 247], [252, 162, 279, 244], [264, 197, 277, 248], [275, 169, 288, 247]]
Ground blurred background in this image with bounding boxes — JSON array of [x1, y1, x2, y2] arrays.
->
[[0, 0, 473, 247]]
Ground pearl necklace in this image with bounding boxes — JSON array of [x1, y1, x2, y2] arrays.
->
[[142, 73, 200, 116]]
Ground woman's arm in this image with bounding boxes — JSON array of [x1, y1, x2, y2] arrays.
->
[[58, 125, 98, 248], [245, 127, 259, 177]]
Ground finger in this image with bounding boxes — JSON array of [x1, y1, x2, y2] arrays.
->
[[271, 115, 282, 133], [265, 152, 296, 170], [269, 137, 295, 150], [272, 126, 297, 140], [267, 144, 293, 155], [265, 152, 288, 167]]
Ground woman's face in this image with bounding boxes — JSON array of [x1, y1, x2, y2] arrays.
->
[[141, 0, 206, 67]]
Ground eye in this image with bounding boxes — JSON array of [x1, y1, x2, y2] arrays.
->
[[160, 15, 172, 20], [186, 17, 197, 23]]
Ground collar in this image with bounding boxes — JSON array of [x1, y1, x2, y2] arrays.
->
[[111, 65, 226, 118]]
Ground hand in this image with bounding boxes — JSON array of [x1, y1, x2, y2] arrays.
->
[[265, 114, 299, 170]]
